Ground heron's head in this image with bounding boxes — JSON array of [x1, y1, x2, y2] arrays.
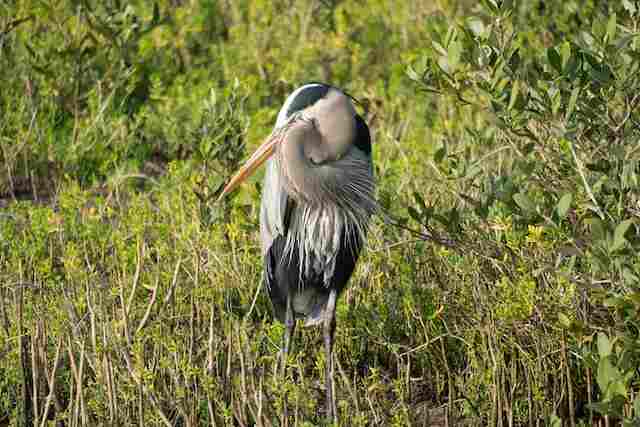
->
[[218, 83, 372, 205]]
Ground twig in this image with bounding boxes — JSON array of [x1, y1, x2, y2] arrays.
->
[[335, 358, 360, 413], [0, 16, 34, 37], [0, 282, 10, 340], [380, 210, 456, 249], [563, 332, 575, 427], [126, 240, 144, 314], [369, 238, 425, 252], [135, 276, 159, 335], [569, 140, 605, 220], [162, 258, 182, 306], [39, 336, 63, 427], [121, 348, 173, 427], [243, 281, 262, 323], [207, 305, 218, 427], [17, 280, 34, 427], [400, 333, 469, 357]]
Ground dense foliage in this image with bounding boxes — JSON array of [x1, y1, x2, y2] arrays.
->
[[1, 0, 639, 425]]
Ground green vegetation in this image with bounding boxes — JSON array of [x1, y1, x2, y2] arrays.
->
[[1, 0, 639, 425]]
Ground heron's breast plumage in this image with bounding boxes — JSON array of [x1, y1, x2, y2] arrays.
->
[[265, 201, 363, 325], [285, 203, 346, 284]]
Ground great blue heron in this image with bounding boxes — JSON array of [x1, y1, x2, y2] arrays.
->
[[218, 83, 376, 421]]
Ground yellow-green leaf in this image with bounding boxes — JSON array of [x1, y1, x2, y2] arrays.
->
[[514, 193, 536, 214], [606, 13, 617, 44], [556, 193, 572, 219], [508, 80, 519, 110], [565, 85, 580, 120], [611, 219, 633, 252], [597, 332, 612, 358]]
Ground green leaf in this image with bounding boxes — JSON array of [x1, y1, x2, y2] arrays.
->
[[615, 34, 638, 51], [623, 0, 637, 15], [432, 41, 447, 56], [413, 191, 427, 211], [152, 2, 160, 25], [597, 332, 612, 358], [200, 138, 213, 156], [556, 193, 572, 219], [603, 296, 623, 308], [606, 13, 617, 44], [466, 17, 485, 37], [547, 48, 562, 73], [623, 268, 639, 285], [558, 313, 572, 329], [466, 163, 482, 179], [447, 40, 463, 71], [565, 85, 580, 120], [508, 80, 519, 110], [588, 401, 611, 415], [480, 0, 499, 14], [611, 219, 633, 252], [597, 356, 619, 396], [406, 65, 420, 82], [513, 193, 536, 214], [549, 414, 562, 427], [609, 377, 628, 399], [588, 59, 613, 83], [587, 218, 606, 241], [408, 206, 422, 223], [559, 41, 572, 70], [551, 89, 562, 116], [434, 147, 447, 163]]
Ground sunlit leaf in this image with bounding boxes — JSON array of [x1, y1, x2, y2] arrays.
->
[[597, 333, 612, 358], [559, 41, 572, 71], [623, 0, 637, 15], [549, 414, 562, 427], [558, 313, 572, 329], [406, 65, 420, 82], [565, 85, 580, 120], [556, 193, 572, 220], [480, 0, 499, 14], [597, 356, 619, 396], [508, 79, 519, 110], [447, 40, 463, 71], [466, 17, 485, 37], [513, 193, 536, 214], [611, 219, 633, 252], [606, 13, 617, 44], [587, 218, 606, 242]]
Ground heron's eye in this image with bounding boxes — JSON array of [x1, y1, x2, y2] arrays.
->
[[309, 156, 323, 166]]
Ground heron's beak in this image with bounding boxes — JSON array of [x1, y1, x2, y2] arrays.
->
[[217, 132, 282, 202]]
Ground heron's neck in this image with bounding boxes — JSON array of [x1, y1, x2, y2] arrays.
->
[[279, 128, 326, 205]]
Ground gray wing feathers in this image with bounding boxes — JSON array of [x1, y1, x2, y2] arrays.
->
[[259, 157, 289, 254]]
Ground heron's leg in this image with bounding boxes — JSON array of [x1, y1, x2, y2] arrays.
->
[[323, 289, 338, 422], [281, 296, 295, 424], [282, 296, 295, 374]]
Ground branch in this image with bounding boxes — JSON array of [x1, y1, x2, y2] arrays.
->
[[568, 140, 605, 220]]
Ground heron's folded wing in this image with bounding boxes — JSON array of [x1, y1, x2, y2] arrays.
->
[[259, 157, 291, 254]]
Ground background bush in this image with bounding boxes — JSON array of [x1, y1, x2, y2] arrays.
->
[[1, 0, 639, 425]]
